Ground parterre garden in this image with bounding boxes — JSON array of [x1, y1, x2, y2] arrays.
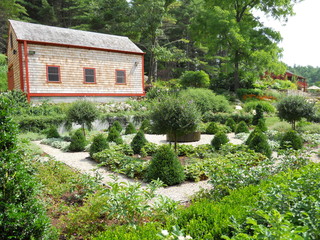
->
[[1, 83, 320, 239]]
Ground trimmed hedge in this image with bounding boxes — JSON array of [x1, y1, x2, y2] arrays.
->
[[16, 114, 65, 132], [202, 112, 252, 124]]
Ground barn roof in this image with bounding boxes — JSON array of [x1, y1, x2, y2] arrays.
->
[[9, 20, 143, 54]]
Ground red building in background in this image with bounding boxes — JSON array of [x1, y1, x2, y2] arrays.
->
[[264, 71, 308, 92]]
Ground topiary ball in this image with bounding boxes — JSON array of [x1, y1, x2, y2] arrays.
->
[[89, 133, 109, 157], [125, 122, 137, 135], [280, 130, 303, 150], [225, 118, 236, 132], [131, 131, 148, 154], [206, 122, 220, 134], [107, 126, 123, 144], [211, 132, 229, 150], [247, 130, 271, 158], [110, 120, 123, 133], [46, 125, 60, 138], [235, 121, 250, 134], [145, 145, 185, 186], [69, 129, 86, 152]]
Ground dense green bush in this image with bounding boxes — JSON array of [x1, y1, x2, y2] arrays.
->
[[146, 145, 185, 186], [257, 118, 267, 132], [0, 54, 8, 91], [89, 134, 109, 157], [280, 130, 303, 150], [244, 101, 276, 115], [110, 120, 123, 133], [16, 114, 65, 132], [252, 104, 263, 125], [235, 121, 249, 134], [180, 70, 210, 88], [277, 95, 315, 129], [225, 118, 236, 132], [246, 129, 272, 158], [150, 96, 200, 151], [179, 88, 232, 114], [0, 96, 54, 239], [205, 122, 220, 134], [67, 100, 99, 135], [46, 125, 60, 138], [125, 122, 137, 134], [140, 119, 152, 133], [211, 132, 229, 150], [107, 126, 123, 144], [131, 131, 148, 154], [202, 112, 252, 124], [69, 129, 87, 152]]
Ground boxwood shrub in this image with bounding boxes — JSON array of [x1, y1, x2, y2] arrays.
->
[[280, 130, 303, 150]]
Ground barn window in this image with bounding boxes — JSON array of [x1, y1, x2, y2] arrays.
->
[[47, 66, 61, 82], [10, 33, 13, 49], [115, 70, 126, 84], [84, 68, 96, 83]]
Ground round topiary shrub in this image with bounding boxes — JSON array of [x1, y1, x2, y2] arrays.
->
[[235, 121, 249, 134], [225, 118, 236, 132], [246, 130, 271, 158], [107, 126, 123, 144], [111, 120, 123, 133], [146, 145, 185, 186], [125, 122, 137, 135], [131, 131, 148, 154], [69, 129, 87, 152], [46, 125, 60, 138], [211, 132, 229, 150], [89, 134, 109, 157], [180, 70, 210, 88], [280, 130, 303, 150], [206, 122, 220, 134]]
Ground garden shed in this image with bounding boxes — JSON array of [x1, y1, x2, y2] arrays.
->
[[7, 20, 145, 102]]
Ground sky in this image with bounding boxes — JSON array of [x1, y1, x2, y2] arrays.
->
[[257, 0, 320, 67]]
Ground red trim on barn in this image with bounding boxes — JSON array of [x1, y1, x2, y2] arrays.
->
[[28, 93, 145, 97], [17, 39, 145, 56], [18, 43, 24, 91], [142, 55, 145, 93], [23, 41, 30, 101]]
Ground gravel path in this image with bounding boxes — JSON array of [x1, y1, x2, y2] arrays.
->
[[34, 133, 229, 202]]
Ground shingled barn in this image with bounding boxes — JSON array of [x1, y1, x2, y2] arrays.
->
[[7, 20, 145, 102]]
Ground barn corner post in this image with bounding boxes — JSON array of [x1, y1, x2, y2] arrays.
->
[[23, 40, 31, 102]]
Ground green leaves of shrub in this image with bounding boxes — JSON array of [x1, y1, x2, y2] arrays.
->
[[131, 131, 148, 154], [125, 122, 137, 134], [211, 132, 229, 150], [280, 130, 303, 150], [89, 133, 109, 157], [235, 121, 249, 134], [146, 145, 185, 186], [69, 129, 87, 152]]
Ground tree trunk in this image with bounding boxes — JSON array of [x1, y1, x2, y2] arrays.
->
[[174, 133, 177, 152]]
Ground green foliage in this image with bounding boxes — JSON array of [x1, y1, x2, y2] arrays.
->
[[236, 88, 264, 99], [69, 129, 87, 152], [0, 54, 7, 91], [235, 121, 249, 134], [202, 112, 253, 125], [180, 70, 210, 88], [211, 132, 229, 150], [205, 122, 220, 134], [246, 129, 272, 158], [131, 131, 148, 154], [146, 145, 185, 186], [150, 96, 200, 150], [280, 130, 303, 150], [110, 120, 123, 133], [67, 100, 99, 133], [16, 114, 66, 132], [0, 96, 54, 239], [140, 118, 152, 133], [107, 126, 123, 144], [256, 118, 267, 132], [89, 133, 109, 158], [277, 95, 315, 129], [46, 125, 60, 138], [179, 88, 232, 114], [252, 104, 263, 125], [244, 101, 276, 115], [225, 118, 236, 132], [125, 122, 137, 134]]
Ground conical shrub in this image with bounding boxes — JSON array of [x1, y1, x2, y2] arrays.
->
[[235, 121, 249, 134], [125, 122, 137, 135], [247, 130, 271, 158], [146, 145, 185, 186], [211, 132, 229, 150], [107, 126, 123, 144], [280, 130, 303, 150], [257, 118, 267, 132], [206, 122, 220, 134], [69, 129, 86, 152], [89, 133, 109, 157], [131, 131, 147, 154], [110, 120, 123, 133], [46, 125, 60, 138]]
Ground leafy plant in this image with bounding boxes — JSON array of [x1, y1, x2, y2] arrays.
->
[[180, 70, 210, 88], [46, 125, 60, 138], [256, 118, 267, 132], [225, 118, 236, 132], [205, 122, 220, 134], [110, 120, 123, 133], [246, 129, 272, 158], [252, 104, 263, 125], [107, 126, 123, 144], [140, 119, 152, 133], [146, 145, 185, 186], [69, 128, 87, 152], [211, 132, 229, 150]]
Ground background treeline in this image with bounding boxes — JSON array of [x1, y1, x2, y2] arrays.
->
[[1, 0, 313, 91], [288, 65, 320, 87]]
